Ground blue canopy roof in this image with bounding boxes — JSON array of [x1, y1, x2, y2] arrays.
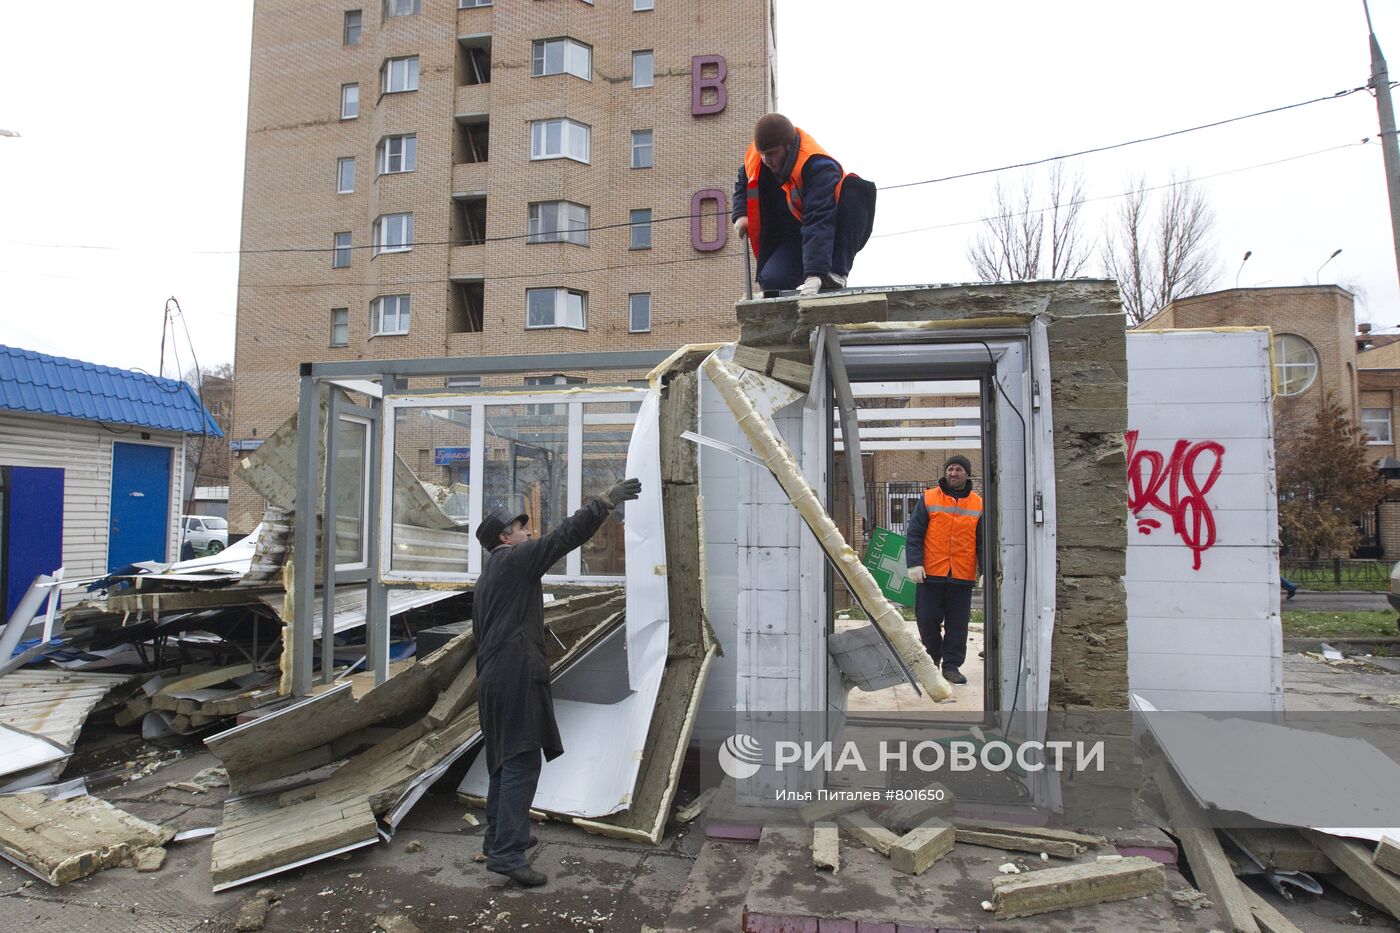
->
[[0, 345, 223, 437]]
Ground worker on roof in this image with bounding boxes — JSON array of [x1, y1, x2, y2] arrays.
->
[[732, 112, 877, 298], [905, 455, 984, 686], [471, 476, 641, 887]]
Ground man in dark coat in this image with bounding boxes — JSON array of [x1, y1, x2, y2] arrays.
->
[[472, 477, 641, 887], [731, 112, 876, 297]]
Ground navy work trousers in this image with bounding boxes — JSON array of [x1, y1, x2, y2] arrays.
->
[[914, 580, 974, 670], [484, 749, 542, 873], [756, 179, 876, 292]]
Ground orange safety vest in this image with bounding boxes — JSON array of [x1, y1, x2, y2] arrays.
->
[[921, 486, 982, 583], [743, 128, 848, 259]]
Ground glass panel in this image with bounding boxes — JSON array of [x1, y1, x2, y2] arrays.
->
[[333, 417, 368, 565], [580, 400, 635, 575], [482, 401, 570, 575], [526, 288, 554, 326], [629, 209, 651, 248], [544, 40, 563, 75], [390, 406, 473, 573], [633, 51, 653, 87], [629, 293, 649, 331]]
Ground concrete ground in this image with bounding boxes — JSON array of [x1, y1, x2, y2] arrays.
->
[[836, 614, 986, 714], [1287, 589, 1393, 612], [3, 646, 1399, 932]]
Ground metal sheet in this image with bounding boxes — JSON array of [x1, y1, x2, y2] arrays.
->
[[0, 724, 68, 791], [458, 389, 671, 817], [256, 586, 461, 635]]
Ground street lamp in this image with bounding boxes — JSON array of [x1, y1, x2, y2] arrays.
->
[[1316, 248, 1343, 283], [1235, 250, 1252, 288]]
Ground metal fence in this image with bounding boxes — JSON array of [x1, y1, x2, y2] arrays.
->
[[1279, 558, 1393, 587]]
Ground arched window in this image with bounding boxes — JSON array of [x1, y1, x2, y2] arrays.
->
[[1273, 334, 1319, 397]]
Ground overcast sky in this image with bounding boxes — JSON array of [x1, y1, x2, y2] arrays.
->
[[2, 1, 1397, 374]]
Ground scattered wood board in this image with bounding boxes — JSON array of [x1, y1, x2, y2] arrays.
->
[[1305, 831, 1400, 920], [798, 796, 870, 825], [1155, 765, 1260, 933], [1240, 885, 1307, 933], [0, 792, 172, 886], [836, 810, 900, 857], [211, 791, 378, 891], [990, 855, 1165, 919], [1227, 828, 1334, 875], [953, 817, 1104, 849], [890, 821, 954, 876], [877, 784, 953, 833], [955, 829, 1080, 859], [1374, 835, 1400, 877], [811, 822, 839, 873]]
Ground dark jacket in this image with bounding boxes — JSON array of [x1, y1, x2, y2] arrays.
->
[[904, 478, 984, 586], [732, 141, 844, 277], [473, 498, 612, 774]]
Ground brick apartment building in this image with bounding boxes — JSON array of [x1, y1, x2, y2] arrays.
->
[[1143, 285, 1400, 558], [229, 0, 775, 533]]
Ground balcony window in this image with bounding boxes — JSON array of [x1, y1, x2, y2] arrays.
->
[[371, 294, 410, 335], [531, 38, 591, 80], [383, 0, 420, 17], [382, 56, 420, 93], [373, 212, 413, 254], [530, 118, 590, 163], [378, 134, 417, 174], [528, 201, 589, 246], [526, 288, 586, 330]]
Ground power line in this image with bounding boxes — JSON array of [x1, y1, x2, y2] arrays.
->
[[0, 83, 1380, 260]]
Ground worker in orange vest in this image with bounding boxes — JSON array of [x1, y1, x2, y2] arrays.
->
[[904, 455, 984, 685], [732, 113, 876, 298]]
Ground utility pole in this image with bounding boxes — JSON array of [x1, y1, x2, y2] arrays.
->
[[1366, 0, 1400, 295]]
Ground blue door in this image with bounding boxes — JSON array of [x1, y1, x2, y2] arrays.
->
[[4, 467, 64, 618], [108, 443, 172, 571]]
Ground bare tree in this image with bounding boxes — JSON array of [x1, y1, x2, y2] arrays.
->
[[1103, 174, 1220, 325], [967, 165, 1091, 282]]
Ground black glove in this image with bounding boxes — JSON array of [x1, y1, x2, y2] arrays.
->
[[604, 478, 642, 507]]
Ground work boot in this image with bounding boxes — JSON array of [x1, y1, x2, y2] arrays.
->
[[943, 666, 968, 685], [501, 866, 548, 887], [820, 272, 847, 292]]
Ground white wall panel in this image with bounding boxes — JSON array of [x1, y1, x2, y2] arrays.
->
[[1125, 331, 1281, 712]]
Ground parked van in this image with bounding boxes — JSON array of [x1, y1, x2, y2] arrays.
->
[[181, 515, 229, 554]]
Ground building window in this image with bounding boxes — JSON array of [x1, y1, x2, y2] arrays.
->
[[459, 0, 492, 6], [525, 374, 585, 417], [629, 293, 651, 333], [532, 38, 591, 80], [447, 376, 482, 388], [371, 295, 410, 335], [528, 201, 589, 246], [337, 157, 355, 193], [373, 213, 413, 254], [632, 50, 654, 88], [344, 10, 363, 44], [1363, 407, 1393, 445], [341, 83, 359, 119], [333, 232, 352, 268], [382, 56, 420, 93], [634, 0, 654, 8], [1273, 333, 1319, 397], [530, 118, 590, 163], [526, 288, 586, 330], [628, 208, 652, 249], [631, 129, 653, 168], [331, 308, 349, 346], [383, 0, 420, 17], [378, 134, 417, 174]]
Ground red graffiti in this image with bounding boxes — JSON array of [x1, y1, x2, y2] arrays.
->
[[1125, 430, 1225, 570]]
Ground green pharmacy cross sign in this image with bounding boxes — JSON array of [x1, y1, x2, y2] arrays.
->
[[864, 526, 916, 607]]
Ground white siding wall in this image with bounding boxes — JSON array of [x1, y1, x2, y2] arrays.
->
[[0, 411, 185, 604], [1124, 330, 1282, 712]]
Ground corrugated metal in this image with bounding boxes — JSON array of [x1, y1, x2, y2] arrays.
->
[[0, 412, 185, 596], [0, 344, 221, 436]]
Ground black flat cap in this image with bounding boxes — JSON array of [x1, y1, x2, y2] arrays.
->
[[475, 506, 528, 551]]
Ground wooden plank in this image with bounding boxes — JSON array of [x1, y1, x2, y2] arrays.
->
[[889, 821, 954, 876], [1155, 766, 1260, 933], [1240, 885, 1307, 933], [796, 292, 889, 325], [953, 818, 1105, 849], [877, 789, 955, 834], [1305, 831, 1400, 919], [770, 358, 813, 393], [811, 822, 839, 873], [954, 829, 1080, 859], [836, 811, 900, 857], [210, 793, 378, 889], [1227, 828, 1334, 875], [731, 344, 774, 376], [1375, 836, 1400, 877], [990, 856, 1164, 919]]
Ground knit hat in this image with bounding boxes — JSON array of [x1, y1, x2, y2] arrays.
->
[[753, 113, 795, 151], [944, 454, 973, 475]]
